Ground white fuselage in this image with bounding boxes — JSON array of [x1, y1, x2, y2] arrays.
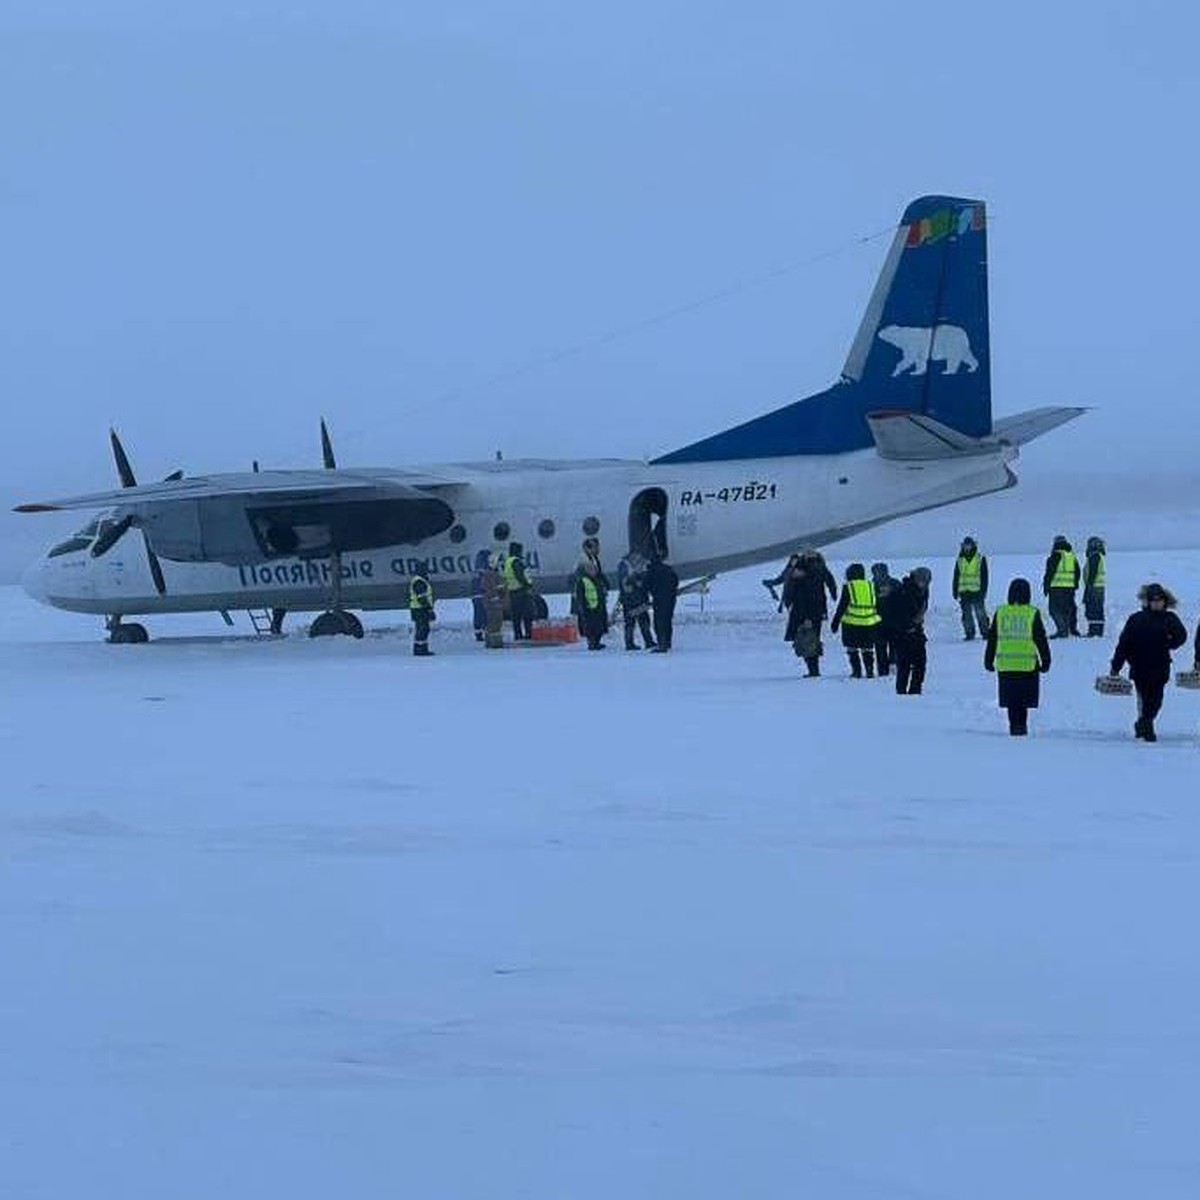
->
[[22, 446, 1017, 617]]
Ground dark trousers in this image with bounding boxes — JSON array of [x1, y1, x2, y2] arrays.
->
[[874, 627, 893, 675], [1047, 588, 1078, 637], [894, 630, 927, 694], [1083, 586, 1105, 637], [652, 597, 676, 650], [847, 649, 875, 678], [1136, 677, 1167, 729], [1007, 706, 1029, 735], [581, 607, 607, 649], [624, 610, 656, 649], [411, 609, 432, 655], [510, 591, 533, 640], [958, 593, 989, 639]]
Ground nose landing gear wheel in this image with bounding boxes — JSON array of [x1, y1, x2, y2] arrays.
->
[[107, 620, 149, 644], [308, 610, 364, 639]]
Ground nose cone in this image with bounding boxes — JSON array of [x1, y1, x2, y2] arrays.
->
[[21, 558, 50, 605]]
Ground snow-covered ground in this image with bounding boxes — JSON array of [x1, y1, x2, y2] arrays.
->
[[4, 542, 1200, 1199]]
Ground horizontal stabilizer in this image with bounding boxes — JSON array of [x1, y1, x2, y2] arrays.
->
[[991, 406, 1086, 446], [866, 410, 985, 460]]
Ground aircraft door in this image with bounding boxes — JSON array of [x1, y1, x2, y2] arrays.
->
[[627, 487, 668, 559]]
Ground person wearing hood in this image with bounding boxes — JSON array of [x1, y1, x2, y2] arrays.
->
[[783, 551, 834, 676], [575, 554, 610, 650], [762, 553, 801, 608], [1082, 535, 1107, 637], [617, 550, 656, 650], [952, 536, 990, 641], [870, 561, 900, 676], [1042, 534, 1081, 638], [888, 567, 932, 695], [1109, 582, 1188, 741], [830, 562, 881, 678], [984, 578, 1052, 736]]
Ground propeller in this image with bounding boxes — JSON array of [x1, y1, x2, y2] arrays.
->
[[92, 428, 172, 596], [320, 418, 337, 470]]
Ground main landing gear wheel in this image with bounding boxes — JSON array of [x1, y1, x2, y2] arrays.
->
[[308, 610, 364, 639], [108, 621, 149, 644]]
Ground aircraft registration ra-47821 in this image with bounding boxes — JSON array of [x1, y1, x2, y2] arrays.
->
[[19, 194, 1082, 643]]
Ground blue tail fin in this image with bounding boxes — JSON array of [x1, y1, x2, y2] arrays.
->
[[654, 195, 992, 463]]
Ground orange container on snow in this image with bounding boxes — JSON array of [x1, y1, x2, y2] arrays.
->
[[529, 619, 580, 644]]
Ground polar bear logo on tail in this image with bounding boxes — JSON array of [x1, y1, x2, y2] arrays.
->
[[877, 324, 979, 376]]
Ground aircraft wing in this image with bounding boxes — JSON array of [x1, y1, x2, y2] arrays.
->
[[15, 467, 465, 513], [15, 468, 465, 565]]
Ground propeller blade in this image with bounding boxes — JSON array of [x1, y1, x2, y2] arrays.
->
[[110, 429, 138, 488], [91, 513, 135, 557], [145, 538, 167, 595], [320, 418, 337, 470]]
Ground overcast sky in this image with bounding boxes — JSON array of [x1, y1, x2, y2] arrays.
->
[[2, 0, 1197, 509]]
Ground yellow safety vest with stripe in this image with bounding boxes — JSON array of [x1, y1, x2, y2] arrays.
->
[[993, 603, 1037, 673], [956, 553, 983, 594], [409, 576, 434, 612], [1050, 550, 1077, 590], [1090, 553, 1106, 588], [842, 579, 880, 627], [502, 555, 524, 592], [579, 574, 602, 611]]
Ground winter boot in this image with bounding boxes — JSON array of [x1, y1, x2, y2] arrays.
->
[[863, 652, 875, 679], [848, 651, 862, 679], [804, 657, 820, 677]]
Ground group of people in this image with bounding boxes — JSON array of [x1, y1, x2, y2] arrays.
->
[[766, 551, 933, 695], [769, 534, 1200, 742], [573, 540, 679, 653], [943, 532, 1109, 643], [406, 537, 682, 657]]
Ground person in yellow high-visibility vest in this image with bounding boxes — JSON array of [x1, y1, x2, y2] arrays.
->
[[1082, 535, 1107, 637], [1041, 534, 1080, 638], [984, 577, 1052, 735], [951, 535, 990, 640], [408, 570, 436, 657], [829, 562, 881, 678]]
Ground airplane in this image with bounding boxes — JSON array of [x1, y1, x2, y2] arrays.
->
[[17, 193, 1082, 644]]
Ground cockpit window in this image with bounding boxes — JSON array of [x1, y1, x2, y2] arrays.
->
[[47, 517, 108, 558]]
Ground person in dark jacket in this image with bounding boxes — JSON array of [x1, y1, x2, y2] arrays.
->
[[1042, 534, 1081, 638], [951, 535, 990, 640], [1082, 535, 1107, 637], [783, 552, 834, 676], [763, 553, 801, 608], [617, 551, 656, 650], [829, 562, 881, 678], [887, 567, 931, 695], [984, 577, 1051, 735], [646, 555, 679, 652], [1109, 582, 1188, 741], [870, 561, 900, 676]]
